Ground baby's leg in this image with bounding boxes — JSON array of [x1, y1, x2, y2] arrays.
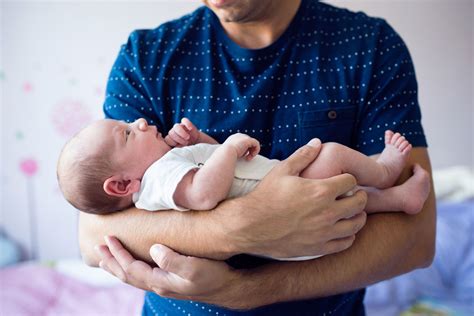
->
[[300, 131, 411, 189], [363, 164, 430, 214]]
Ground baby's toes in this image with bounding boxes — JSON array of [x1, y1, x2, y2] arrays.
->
[[402, 143, 412, 155], [384, 130, 394, 145], [399, 140, 409, 152], [390, 132, 401, 145], [395, 135, 406, 147]]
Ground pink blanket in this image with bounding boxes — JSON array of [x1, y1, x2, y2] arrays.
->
[[0, 263, 144, 316]]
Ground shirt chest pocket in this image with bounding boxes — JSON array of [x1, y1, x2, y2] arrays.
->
[[298, 106, 357, 147]]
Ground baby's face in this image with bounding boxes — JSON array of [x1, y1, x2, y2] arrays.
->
[[83, 118, 171, 179]]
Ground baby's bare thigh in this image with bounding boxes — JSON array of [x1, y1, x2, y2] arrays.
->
[[300, 142, 350, 179]]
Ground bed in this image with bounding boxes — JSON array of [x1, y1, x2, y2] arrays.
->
[[365, 200, 474, 316], [0, 260, 144, 315]]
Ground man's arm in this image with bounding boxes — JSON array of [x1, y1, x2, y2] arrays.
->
[[190, 147, 435, 308], [228, 147, 436, 307], [80, 140, 367, 266], [243, 149, 435, 308], [94, 147, 435, 310], [79, 207, 233, 266]]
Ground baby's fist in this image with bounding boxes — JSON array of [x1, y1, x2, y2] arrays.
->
[[224, 133, 260, 160], [165, 118, 200, 147]]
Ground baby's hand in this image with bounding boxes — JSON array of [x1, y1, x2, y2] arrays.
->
[[223, 133, 260, 160], [165, 118, 200, 147]]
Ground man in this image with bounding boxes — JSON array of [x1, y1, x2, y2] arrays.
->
[[80, 0, 436, 314]]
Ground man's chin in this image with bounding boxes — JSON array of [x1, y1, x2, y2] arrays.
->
[[218, 11, 256, 24], [205, 0, 254, 23]]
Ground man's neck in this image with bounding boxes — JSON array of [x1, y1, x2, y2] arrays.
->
[[219, 0, 302, 49]]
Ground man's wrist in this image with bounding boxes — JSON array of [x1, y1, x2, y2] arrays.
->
[[199, 194, 257, 258], [212, 195, 262, 257]]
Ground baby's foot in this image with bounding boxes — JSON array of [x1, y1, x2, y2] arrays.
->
[[376, 130, 412, 188], [398, 164, 431, 214]]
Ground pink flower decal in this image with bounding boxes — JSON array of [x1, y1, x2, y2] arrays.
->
[[20, 158, 39, 177], [51, 99, 92, 138], [23, 82, 33, 93], [94, 86, 103, 97]]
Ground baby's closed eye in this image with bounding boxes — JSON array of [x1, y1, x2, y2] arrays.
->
[[125, 127, 131, 141]]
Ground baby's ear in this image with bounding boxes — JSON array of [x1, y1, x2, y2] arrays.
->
[[103, 176, 141, 197]]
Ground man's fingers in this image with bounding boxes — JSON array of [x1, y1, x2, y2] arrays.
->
[[331, 190, 367, 221], [322, 235, 356, 255], [149, 267, 195, 298], [330, 211, 367, 240], [323, 173, 358, 198], [151, 244, 212, 292], [121, 260, 155, 291], [96, 239, 224, 298], [104, 236, 136, 271], [149, 267, 176, 296], [278, 138, 322, 176], [150, 244, 190, 278], [95, 243, 126, 281]]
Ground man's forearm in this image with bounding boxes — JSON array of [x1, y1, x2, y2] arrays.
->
[[79, 205, 238, 266], [233, 198, 435, 308]]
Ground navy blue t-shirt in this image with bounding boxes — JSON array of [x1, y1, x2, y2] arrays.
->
[[104, 0, 427, 315]]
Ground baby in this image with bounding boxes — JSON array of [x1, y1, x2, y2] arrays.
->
[[58, 118, 430, 219]]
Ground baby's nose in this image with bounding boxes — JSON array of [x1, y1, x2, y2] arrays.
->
[[134, 118, 148, 131]]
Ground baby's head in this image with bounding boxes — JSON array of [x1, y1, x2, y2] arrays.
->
[[57, 118, 170, 214]]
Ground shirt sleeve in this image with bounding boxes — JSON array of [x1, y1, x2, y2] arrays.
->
[[355, 19, 427, 156], [103, 31, 163, 130]]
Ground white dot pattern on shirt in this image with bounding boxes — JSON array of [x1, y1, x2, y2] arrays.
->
[[106, 13, 425, 157], [106, 2, 426, 313], [145, 295, 229, 316], [144, 291, 362, 315]]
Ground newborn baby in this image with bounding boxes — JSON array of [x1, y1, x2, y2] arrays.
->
[[57, 117, 429, 218]]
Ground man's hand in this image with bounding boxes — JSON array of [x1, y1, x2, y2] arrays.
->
[[165, 118, 200, 147], [97, 236, 246, 309], [223, 133, 260, 160], [222, 138, 368, 259]]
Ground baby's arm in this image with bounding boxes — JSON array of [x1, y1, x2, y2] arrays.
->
[[173, 133, 260, 210], [165, 118, 217, 146]]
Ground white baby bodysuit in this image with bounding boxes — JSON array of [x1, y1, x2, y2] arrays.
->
[[132, 143, 279, 211]]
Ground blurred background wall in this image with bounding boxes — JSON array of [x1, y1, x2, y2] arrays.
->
[[1, 0, 472, 260]]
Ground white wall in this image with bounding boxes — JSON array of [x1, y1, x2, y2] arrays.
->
[[1, 1, 201, 260], [1, 0, 472, 260]]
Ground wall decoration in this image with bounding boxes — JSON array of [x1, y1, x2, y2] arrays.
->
[[15, 131, 24, 140], [51, 99, 92, 138], [19, 158, 39, 259], [94, 86, 103, 97], [22, 82, 33, 93]]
